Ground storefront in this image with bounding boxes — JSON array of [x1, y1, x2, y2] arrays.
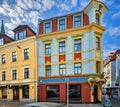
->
[[38, 77, 91, 103]]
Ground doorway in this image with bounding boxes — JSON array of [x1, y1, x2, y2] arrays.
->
[[94, 85, 98, 103], [13, 89, 19, 100]]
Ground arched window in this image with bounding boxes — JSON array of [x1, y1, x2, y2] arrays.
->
[[96, 13, 100, 25]]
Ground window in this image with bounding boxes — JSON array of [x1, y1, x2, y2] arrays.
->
[[0, 38, 4, 45], [58, 18, 66, 31], [74, 63, 81, 74], [74, 15, 81, 28], [1, 54, 6, 64], [96, 37, 100, 50], [74, 39, 81, 52], [45, 44, 51, 55], [2, 71, 6, 81], [96, 13, 100, 25], [96, 61, 100, 73], [24, 68, 29, 79], [44, 22, 51, 33], [15, 30, 26, 40], [12, 51, 17, 62], [46, 65, 51, 76], [24, 48, 29, 60], [59, 64, 66, 75], [59, 41, 65, 54], [12, 70, 17, 80], [22, 85, 29, 98]]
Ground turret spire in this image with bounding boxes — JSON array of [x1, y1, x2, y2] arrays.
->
[[1, 20, 5, 34]]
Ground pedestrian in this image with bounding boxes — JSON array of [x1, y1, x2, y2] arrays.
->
[[118, 90, 120, 100]]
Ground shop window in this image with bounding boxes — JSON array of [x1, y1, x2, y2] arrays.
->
[[22, 85, 29, 98], [2, 87, 7, 98], [69, 84, 81, 102], [47, 85, 59, 100]]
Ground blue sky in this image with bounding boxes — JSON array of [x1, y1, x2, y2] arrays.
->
[[0, 0, 120, 59]]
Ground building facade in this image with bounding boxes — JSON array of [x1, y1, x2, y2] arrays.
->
[[37, 0, 108, 103], [104, 50, 120, 92], [0, 25, 37, 102]]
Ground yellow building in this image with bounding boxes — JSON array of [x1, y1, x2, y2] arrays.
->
[[0, 25, 37, 102]]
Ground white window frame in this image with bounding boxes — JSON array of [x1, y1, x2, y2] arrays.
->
[[23, 66, 30, 79], [58, 17, 66, 31], [73, 13, 83, 28], [11, 68, 17, 80], [44, 20, 52, 34], [0, 38, 4, 45]]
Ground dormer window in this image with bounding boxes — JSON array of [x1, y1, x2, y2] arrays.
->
[[74, 15, 82, 28], [15, 30, 26, 40], [0, 38, 4, 45], [44, 21, 52, 33], [96, 13, 100, 25], [58, 18, 66, 31]]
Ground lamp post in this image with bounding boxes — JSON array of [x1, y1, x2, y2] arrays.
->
[[66, 78, 69, 107]]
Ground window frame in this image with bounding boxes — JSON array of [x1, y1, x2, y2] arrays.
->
[[12, 51, 17, 62], [96, 37, 100, 50], [73, 14, 82, 28], [0, 38, 4, 45], [59, 64, 66, 76], [45, 43, 51, 55], [12, 69, 17, 80], [2, 71, 6, 81], [24, 67, 29, 79], [44, 21, 52, 34], [96, 13, 100, 25], [24, 48, 29, 60], [74, 63, 82, 74], [58, 18, 66, 31], [1, 54, 6, 64], [46, 65, 51, 76], [74, 39, 81, 52], [59, 41, 65, 54]]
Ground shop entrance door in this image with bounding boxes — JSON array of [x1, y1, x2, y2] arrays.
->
[[13, 89, 19, 100], [94, 85, 98, 103]]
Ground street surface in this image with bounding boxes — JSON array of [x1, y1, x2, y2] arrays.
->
[[0, 98, 120, 107]]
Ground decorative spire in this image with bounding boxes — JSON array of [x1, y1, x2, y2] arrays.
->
[[1, 20, 5, 34]]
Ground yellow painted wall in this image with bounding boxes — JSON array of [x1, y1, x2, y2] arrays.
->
[[0, 36, 37, 101]]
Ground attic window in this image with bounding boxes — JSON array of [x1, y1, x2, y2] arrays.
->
[[96, 13, 100, 25], [0, 38, 4, 45], [15, 30, 26, 40]]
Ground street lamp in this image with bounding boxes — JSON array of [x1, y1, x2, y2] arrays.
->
[[65, 78, 69, 107]]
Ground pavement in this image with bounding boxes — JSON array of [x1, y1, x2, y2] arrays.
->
[[1, 97, 120, 107]]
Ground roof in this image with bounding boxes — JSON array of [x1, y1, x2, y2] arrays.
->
[[12, 25, 36, 35], [0, 33, 14, 41]]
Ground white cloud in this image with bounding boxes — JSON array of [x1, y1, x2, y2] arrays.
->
[[71, 0, 78, 7], [103, 45, 119, 59], [41, 0, 55, 11], [112, 11, 120, 19], [108, 27, 120, 37]]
